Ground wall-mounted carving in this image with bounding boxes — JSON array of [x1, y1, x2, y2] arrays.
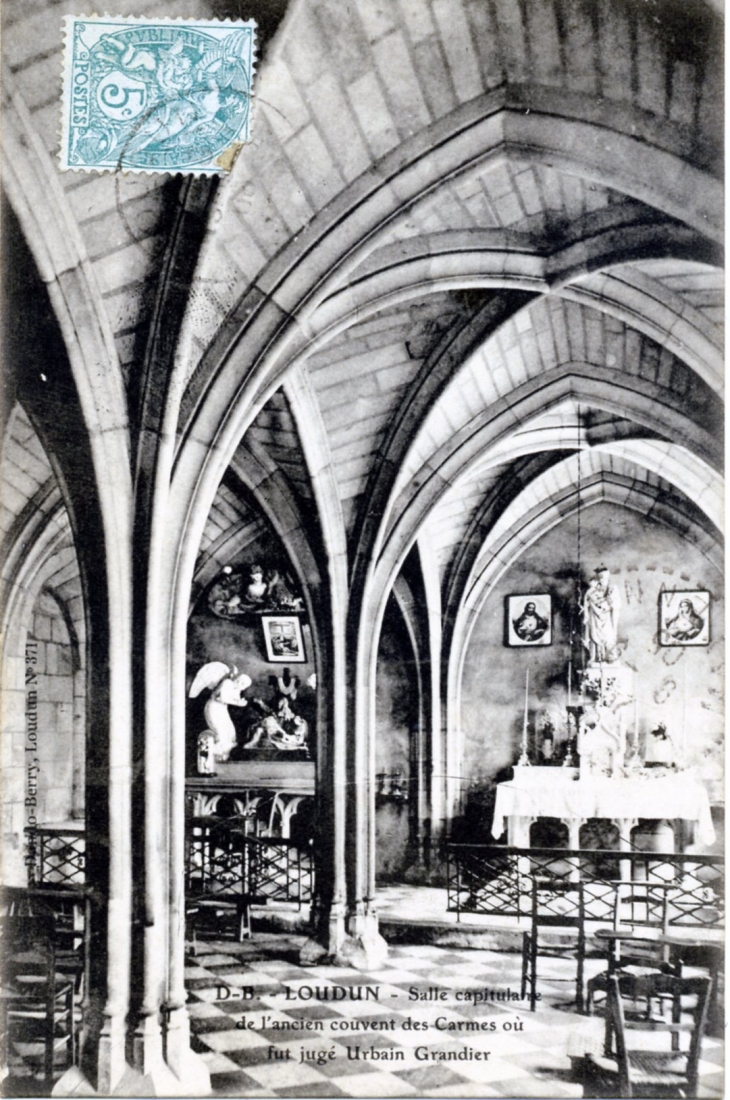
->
[[242, 696, 310, 754], [207, 562, 304, 618]]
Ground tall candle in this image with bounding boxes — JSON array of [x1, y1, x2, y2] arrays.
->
[[567, 660, 572, 709], [522, 668, 530, 753], [681, 662, 687, 765], [633, 693, 638, 744]]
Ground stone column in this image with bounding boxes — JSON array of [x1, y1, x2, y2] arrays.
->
[[122, 479, 210, 1097], [162, 602, 211, 1091], [59, 574, 133, 1098], [0, 648, 28, 886], [336, 602, 388, 970], [301, 555, 348, 964]]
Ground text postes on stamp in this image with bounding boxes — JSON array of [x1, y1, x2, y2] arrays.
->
[[60, 15, 257, 176]]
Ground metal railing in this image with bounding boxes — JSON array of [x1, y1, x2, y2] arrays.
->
[[446, 845, 724, 928], [25, 826, 85, 886], [24, 820, 315, 909], [248, 835, 314, 906], [185, 816, 314, 906], [186, 816, 249, 896]]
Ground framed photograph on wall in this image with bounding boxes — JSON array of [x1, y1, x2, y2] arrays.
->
[[658, 589, 710, 647], [505, 594, 552, 647], [262, 615, 306, 662]]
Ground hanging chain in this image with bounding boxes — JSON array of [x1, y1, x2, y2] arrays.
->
[[576, 402, 583, 671]]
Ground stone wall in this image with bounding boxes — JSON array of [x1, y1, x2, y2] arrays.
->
[[27, 589, 80, 825]]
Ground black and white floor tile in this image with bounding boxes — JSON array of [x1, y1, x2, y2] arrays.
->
[[3, 932, 721, 1097], [185, 935, 724, 1098]]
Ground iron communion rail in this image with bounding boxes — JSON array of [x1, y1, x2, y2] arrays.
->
[[185, 817, 315, 907], [446, 845, 724, 927], [26, 822, 315, 910]]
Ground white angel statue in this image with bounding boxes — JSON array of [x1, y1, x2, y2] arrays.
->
[[189, 661, 252, 771]]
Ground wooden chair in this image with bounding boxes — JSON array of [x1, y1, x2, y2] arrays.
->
[[583, 973, 712, 1098], [186, 894, 254, 946], [521, 879, 586, 1011], [1, 885, 89, 996], [185, 818, 262, 945], [0, 916, 80, 1082], [586, 884, 676, 1018], [667, 937, 724, 1037]]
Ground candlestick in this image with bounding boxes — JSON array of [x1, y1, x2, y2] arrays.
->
[[518, 668, 531, 766], [681, 661, 687, 767], [568, 660, 572, 708], [633, 693, 638, 744]]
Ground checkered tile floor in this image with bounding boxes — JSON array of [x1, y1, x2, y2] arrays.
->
[[187, 935, 724, 1098]]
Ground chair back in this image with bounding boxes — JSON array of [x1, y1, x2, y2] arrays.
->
[[2, 914, 56, 958], [615, 882, 669, 931], [533, 880, 586, 962], [1, 886, 54, 918], [532, 879, 585, 930], [186, 816, 249, 897], [609, 883, 674, 972], [2, 915, 57, 989], [607, 972, 712, 1097], [523, 879, 586, 1013], [1, 914, 78, 1080], [2, 886, 89, 979]]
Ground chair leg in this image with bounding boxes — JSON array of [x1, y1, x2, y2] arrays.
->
[[586, 979, 594, 1015], [236, 898, 252, 941], [530, 933, 538, 1011], [66, 986, 76, 1069], [603, 1005, 613, 1059], [671, 986, 681, 1053], [0, 999, 8, 1078], [521, 934, 529, 1000], [707, 967, 721, 1036], [186, 904, 200, 956], [44, 987, 55, 1082]]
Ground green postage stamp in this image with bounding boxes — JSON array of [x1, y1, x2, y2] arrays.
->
[[60, 15, 257, 175]]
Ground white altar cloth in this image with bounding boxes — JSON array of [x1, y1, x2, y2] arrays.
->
[[492, 770, 715, 846]]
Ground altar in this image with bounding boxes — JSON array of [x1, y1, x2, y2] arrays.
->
[[492, 766, 715, 850]]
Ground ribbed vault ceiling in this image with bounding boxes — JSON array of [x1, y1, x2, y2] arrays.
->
[[0, 405, 84, 645]]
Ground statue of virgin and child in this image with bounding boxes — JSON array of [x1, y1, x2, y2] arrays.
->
[[582, 565, 621, 664]]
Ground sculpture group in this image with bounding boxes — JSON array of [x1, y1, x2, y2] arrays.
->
[[190, 661, 310, 774]]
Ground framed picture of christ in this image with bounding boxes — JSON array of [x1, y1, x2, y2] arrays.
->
[[505, 594, 552, 647], [659, 589, 710, 647], [262, 615, 307, 662]]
